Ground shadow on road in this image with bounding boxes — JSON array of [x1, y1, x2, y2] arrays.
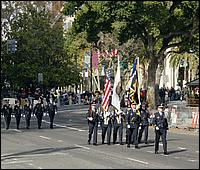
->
[[1, 146, 81, 161], [167, 149, 187, 155]]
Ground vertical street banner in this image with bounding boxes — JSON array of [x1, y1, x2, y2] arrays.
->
[[112, 55, 121, 111], [84, 51, 91, 68], [92, 50, 99, 69], [127, 57, 141, 105]]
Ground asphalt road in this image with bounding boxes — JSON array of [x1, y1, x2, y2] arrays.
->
[[1, 105, 199, 169]]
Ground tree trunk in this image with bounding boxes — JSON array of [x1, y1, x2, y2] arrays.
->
[[147, 57, 159, 109]]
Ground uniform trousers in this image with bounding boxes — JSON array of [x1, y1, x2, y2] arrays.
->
[[155, 128, 167, 152], [113, 124, 123, 144], [102, 123, 112, 144]]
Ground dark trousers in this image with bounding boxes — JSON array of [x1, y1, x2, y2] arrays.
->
[[4, 116, 11, 129], [113, 124, 123, 144], [138, 125, 149, 143], [88, 121, 98, 144], [127, 127, 139, 146], [102, 123, 112, 144], [15, 115, 21, 129], [25, 114, 31, 128], [49, 112, 55, 128], [36, 113, 43, 128], [155, 129, 167, 152]]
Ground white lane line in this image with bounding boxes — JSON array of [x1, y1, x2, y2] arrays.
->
[[146, 151, 154, 153], [12, 129, 22, 133], [38, 167, 43, 169], [2, 160, 33, 165], [127, 157, 149, 165], [188, 159, 198, 162], [42, 120, 85, 131], [196, 151, 199, 153], [29, 163, 33, 166], [39, 136, 51, 140], [74, 144, 90, 150], [42, 120, 66, 128], [57, 140, 63, 142], [178, 147, 187, 150]]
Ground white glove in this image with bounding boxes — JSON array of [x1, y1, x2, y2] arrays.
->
[[139, 126, 141, 130], [155, 126, 159, 130], [88, 117, 93, 121], [127, 124, 130, 128]]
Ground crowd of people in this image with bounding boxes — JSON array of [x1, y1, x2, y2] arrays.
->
[[86, 91, 169, 155]]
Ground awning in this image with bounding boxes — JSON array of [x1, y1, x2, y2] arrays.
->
[[186, 78, 199, 86]]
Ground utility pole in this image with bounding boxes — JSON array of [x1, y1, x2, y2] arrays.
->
[[90, 48, 93, 93]]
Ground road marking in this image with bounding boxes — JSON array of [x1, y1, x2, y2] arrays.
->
[[57, 140, 63, 142], [29, 163, 33, 166], [196, 151, 199, 153], [74, 144, 90, 150], [178, 147, 186, 150], [127, 157, 149, 165], [2, 160, 33, 165], [38, 167, 43, 169], [146, 151, 154, 153], [66, 127, 85, 131], [39, 136, 51, 140], [188, 159, 198, 162], [13, 129, 22, 133], [42, 120, 66, 128]]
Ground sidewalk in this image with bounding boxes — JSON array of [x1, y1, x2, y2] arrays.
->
[[149, 100, 199, 132]]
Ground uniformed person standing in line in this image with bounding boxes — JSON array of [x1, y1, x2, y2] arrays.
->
[[2, 102, 12, 130], [24, 101, 32, 129], [14, 100, 22, 129], [153, 104, 168, 155], [86, 100, 99, 145], [33, 99, 44, 129], [46, 97, 57, 129], [126, 101, 141, 148], [113, 109, 125, 145], [101, 108, 113, 145], [138, 102, 150, 144]]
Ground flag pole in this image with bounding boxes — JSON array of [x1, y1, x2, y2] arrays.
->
[[137, 57, 141, 105]]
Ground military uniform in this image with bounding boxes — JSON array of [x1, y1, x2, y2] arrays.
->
[[101, 110, 112, 145], [33, 101, 44, 129], [2, 104, 12, 130], [24, 104, 32, 129], [86, 102, 99, 145], [138, 104, 150, 144], [14, 104, 22, 129], [113, 110, 125, 145], [153, 105, 168, 154], [46, 101, 57, 129], [126, 103, 141, 148]]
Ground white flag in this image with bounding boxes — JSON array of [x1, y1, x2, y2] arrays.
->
[[111, 56, 121, 111]]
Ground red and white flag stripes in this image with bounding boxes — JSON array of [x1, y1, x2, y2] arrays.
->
[[102, 77, 111, 112]]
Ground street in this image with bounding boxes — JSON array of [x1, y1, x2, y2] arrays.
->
[[1, 105, 199, 169]]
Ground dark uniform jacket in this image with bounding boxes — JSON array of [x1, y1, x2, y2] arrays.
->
[[139, 108, 150, 126], [33, 103, 44, 116], [126, 109, 141, 128], [2, 105, 12, 117], [86, 109, 98, 123], [153, 112, 168, 130], [14, 105, 21, 116]]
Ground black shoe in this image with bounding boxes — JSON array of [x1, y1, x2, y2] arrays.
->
[[102, 142, 104, 144], [120, 143, 124, 145], [127, 144, 130, 148], [50, 126, 53, 129], [107, 143, 110, 145], [135, 145, 139, 149], [113, 142, 116, 145], [88, 141, 90, 145], [26, 127, 29, 129], [17, 127, 19, 129], [145, 141, 148, 144], [93, 143, 97, 146], [164, 151, 168, 155], [38, 127, 41, 129], [155, 151, 158, 154], [6, 128, 9, 130]]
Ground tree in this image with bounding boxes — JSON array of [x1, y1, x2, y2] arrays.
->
[[64, 1, 199, 108], [1, 1, 79, 92]]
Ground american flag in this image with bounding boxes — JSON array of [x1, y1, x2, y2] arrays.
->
[[102, 65, 112, 111]]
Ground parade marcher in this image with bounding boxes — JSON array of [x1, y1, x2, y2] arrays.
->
[[113, 109, 125, 145], [2, 102, 12, 130], [14, 100, 22, 129], [86, 100, 99, 145], [46, 97, 57, 129], [138, 102, 150, 144], [126, 101, 141, 148], [153, 104, 168, 155], [33, 98, 44, 129], [24, 101, 32, 129], [101, 108, 113, 145]]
